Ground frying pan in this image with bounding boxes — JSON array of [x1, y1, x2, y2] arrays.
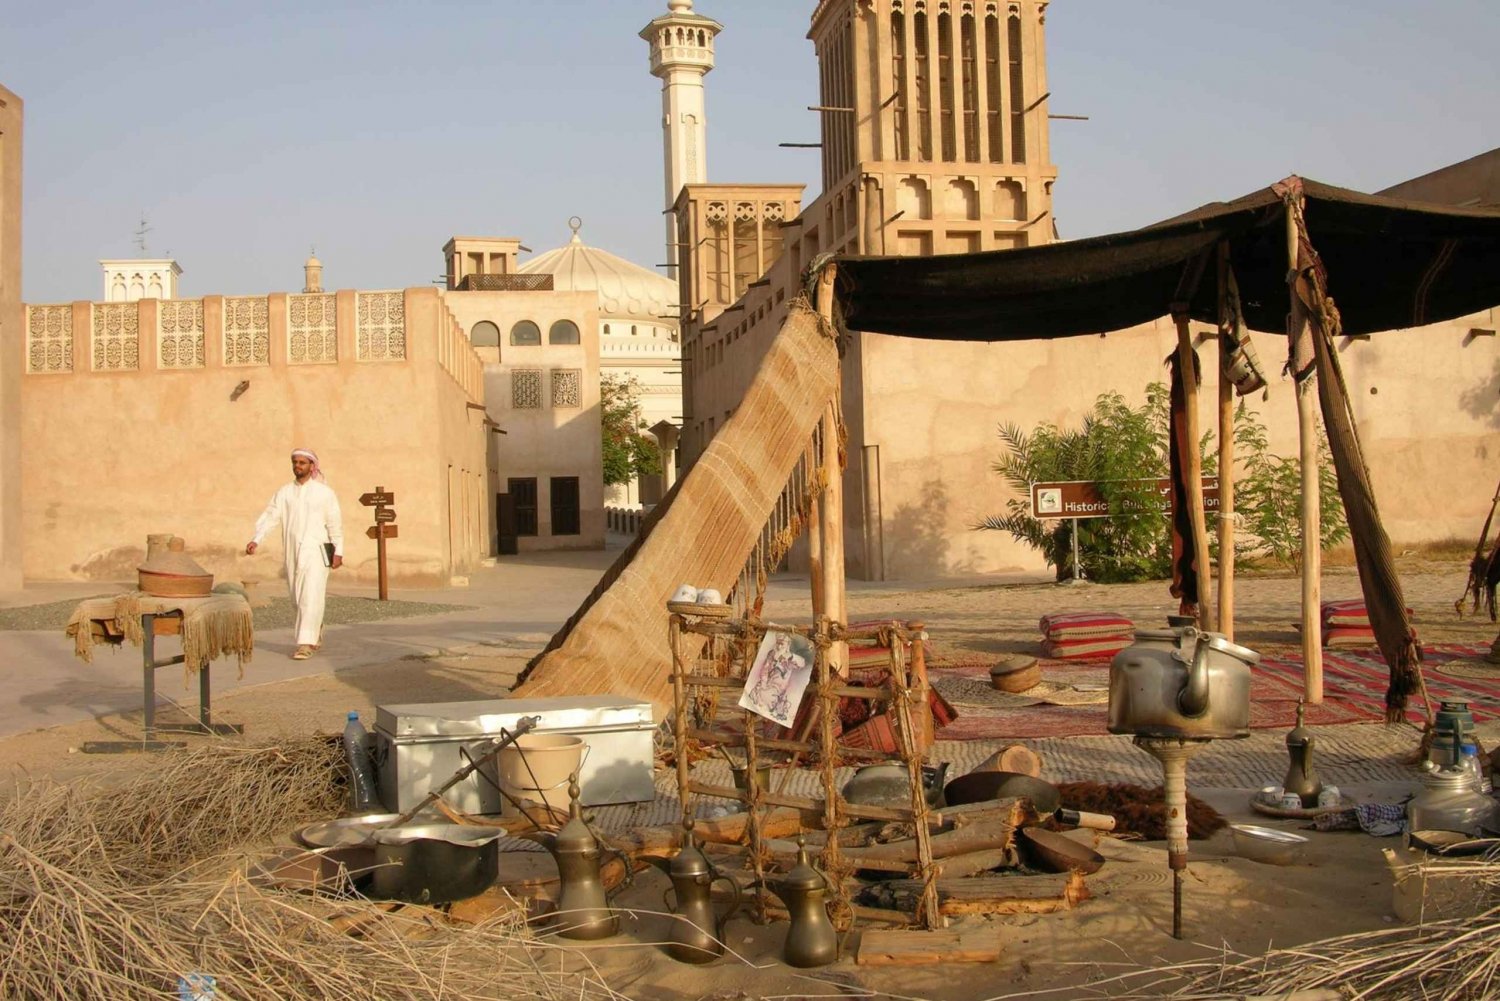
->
[[944, 771, 1116, 831]]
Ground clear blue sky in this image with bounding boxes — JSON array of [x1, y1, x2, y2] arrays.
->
[[5, 0, 1496, 302]]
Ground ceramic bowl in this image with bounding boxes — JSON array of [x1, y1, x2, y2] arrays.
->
[[697, 588, 724, 605], [1230, 824, 1308, 865], [670, 584, 699, 604]]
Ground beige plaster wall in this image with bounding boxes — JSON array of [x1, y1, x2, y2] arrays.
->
[[441, 290, 605, 552], [0, 86, 21, 589], [853, 311, 1500, 580], [21, 288, 488, 588]]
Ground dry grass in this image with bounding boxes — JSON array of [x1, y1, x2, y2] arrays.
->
[[1001, 856, 1500, 1001], [0, 739, 628, 1000]]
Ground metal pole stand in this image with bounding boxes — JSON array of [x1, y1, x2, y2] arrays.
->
[[1133, 736, 1213, 940], [83, 611, 245, 754]]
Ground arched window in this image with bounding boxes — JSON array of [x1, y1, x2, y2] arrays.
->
[[603, 323, 611, 335], [548, 320, 580, 345], [470, 321, 500, 347], [631, 325, 638, 336], [510, 320, 541, 346]]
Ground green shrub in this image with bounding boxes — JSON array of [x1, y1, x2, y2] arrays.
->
[[980, 384, 1349, 580]]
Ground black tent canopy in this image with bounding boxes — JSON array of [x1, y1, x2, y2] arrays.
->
[[832, 177, 1500, 341]]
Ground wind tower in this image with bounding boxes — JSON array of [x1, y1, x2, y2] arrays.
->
[[641, 0, 722, 280], [808, 0, 1057, 257]]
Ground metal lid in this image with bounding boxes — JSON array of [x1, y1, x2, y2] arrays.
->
[[669, 825, 713, 878], [552, 775, 598, 854], [779, 836, 827, 892]]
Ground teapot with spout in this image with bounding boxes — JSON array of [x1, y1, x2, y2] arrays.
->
[[645, 822, 741, 963], [1281, 700, 1323, 808], [519, 774, 619, 940], [766, 836, 838, 968], [1108, 616, 1259, 740]]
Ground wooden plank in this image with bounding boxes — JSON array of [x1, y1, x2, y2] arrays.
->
[[604, 806, 809, 856], [856, 928, 1001, 966], [685, 727, 897, 762], [685, 780, 922, 824], [869, 871, 1089, 916]]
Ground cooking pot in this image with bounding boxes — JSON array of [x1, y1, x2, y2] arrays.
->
[[369, 824, 503, 904]]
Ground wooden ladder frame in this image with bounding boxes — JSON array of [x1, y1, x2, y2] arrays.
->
[[669, 612, 942, 930]]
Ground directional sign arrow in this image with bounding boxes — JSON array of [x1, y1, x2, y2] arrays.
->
[[373, 508, 397, 523], [365, 524, 398, 539], [360, 491, 395, 507]]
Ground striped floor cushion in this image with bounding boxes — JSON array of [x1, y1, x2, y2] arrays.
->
[[1039, 611, 1134, 641], [1321, 599, 1414, 628], [1042, 635, 1134, 659], [1323, 624, 1377, 648]]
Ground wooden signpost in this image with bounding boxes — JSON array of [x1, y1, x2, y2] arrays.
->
[[359, 487, 397, 601]]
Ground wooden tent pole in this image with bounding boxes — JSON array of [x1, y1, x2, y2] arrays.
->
[[1172, 310, 1215, 633], [815, 265, 848, 678], [1216, 242, 1236, 642], [1286, 200, 1324, 702]]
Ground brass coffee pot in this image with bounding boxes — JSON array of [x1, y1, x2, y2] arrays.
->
[[646, 822, 742, 963], [766, 836, 838, 968], [1282, 701, 1322, 808], [519, 774, 619, 940]]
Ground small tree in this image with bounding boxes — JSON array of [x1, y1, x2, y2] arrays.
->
[[980, 383, 1348, 580], [600, 374, 663, 488], [979, 390, 1173, 582]]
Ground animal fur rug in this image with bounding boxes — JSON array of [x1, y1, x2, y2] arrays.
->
[[1055, 781, 1226, 840]]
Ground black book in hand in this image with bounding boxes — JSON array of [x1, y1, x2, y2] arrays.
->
[[322, 543, 336, 567]]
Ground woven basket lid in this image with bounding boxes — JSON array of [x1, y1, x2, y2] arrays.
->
[[138, 535, 211, 578]]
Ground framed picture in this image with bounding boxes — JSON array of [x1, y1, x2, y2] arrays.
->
[[738, 629, 816, 728]]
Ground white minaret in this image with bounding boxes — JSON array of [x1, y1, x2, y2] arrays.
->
[[641, 0, 721, 280]]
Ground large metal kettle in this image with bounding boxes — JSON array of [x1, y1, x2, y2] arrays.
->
[[519, 774, 619, 940], [766, 837, 838, 968], [1108, 617, 1259, 739], [645, 823, 741, 963]]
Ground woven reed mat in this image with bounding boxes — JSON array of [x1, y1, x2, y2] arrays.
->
[[65, 591, 254, 677], [515, 297, 840, 715], [1432, 657, 1500, 681]]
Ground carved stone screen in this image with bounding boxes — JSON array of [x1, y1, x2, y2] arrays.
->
[[512, 369, 543, 409], [158, 300, 206, 369], [92, 303, 140, 371], [356, 291, 407, 361], [26, 305, 72, 373], [551, 368, 581, 408], [223, 296, 270, 366], [288, 294, 338, 364]]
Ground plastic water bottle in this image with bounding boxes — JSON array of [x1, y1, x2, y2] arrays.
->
[[1460, 743, 1491, 795], [342, 712, 381, 811]]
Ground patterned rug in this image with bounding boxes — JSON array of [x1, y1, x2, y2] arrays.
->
[[930, 645, 1493, 741]]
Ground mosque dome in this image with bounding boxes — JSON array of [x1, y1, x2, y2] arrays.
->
[[518, 218, 678, 326]]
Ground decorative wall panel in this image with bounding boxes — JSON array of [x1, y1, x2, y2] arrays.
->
[[223, 296, 270, 366], [551, 368, 581, 408], [25, 305, 72, 373], [288, 294, 338, 364], [158, 300, 206, 369], [512, 369, 543, 409], [92, 303, 140, 371], [356, 291, 406, 361]]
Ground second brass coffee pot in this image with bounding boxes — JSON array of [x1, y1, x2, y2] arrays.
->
[[766, 836, 838, 968], [646, 822, 741, 963]]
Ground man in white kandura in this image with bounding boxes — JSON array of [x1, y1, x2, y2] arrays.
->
[[246, 448, 344, 660]]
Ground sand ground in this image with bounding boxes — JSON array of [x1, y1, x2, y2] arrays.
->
[[3, 557, 1496, 999]]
